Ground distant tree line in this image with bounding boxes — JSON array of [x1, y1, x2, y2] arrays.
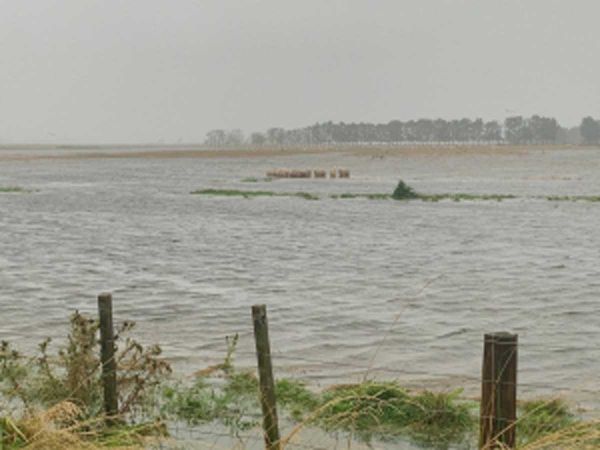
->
[[204, 116, 600, 146]]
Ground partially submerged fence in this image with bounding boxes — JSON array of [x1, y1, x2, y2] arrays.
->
[[95, 292, 520, 450]]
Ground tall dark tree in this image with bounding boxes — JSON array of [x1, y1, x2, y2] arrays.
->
[[580, 117, 600, 144], [266, 128, 286, 145], [482, 121, 502, 142], [250, 132, 266, 145], [205, 129, 226, 146], [244, 114, 571, 147]]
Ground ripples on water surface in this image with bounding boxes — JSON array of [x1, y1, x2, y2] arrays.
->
[[1, 147, 599, 407]]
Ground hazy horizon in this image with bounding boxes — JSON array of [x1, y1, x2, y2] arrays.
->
[[2, 0, 600, 144]]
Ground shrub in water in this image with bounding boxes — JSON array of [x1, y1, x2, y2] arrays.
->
[[392, 180, 419, 200]]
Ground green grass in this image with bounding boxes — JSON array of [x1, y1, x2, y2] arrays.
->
[[241, 177, 273, 183], [331, 193, 391, 200], [275, 379, 320, 421], [420, 193, 518, 202], [366, 193, 391, 200], [392, 180, 517, 202], [190, 189, 319, 200], [317, 382, 475, 447], [0, 186, 28, 193], [330, 181, 518, 203], [163, 373, 475, 447], [517, 399, 575, 445], [295, 192, 320, 200], [191, 188, 276, 197], [193, 182, 600, 205], [545, 195, 600, 202]]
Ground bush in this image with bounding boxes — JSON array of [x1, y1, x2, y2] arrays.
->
[[392, 180, 419, 200], [0, 311, 171, 419]]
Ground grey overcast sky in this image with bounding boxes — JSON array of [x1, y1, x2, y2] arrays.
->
[[1, 0, 600, 144]]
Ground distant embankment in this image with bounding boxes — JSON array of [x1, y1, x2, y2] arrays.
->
[[0, 143, 597, 162]]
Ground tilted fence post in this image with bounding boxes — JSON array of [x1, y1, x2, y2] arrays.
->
[[252, 304, 281, 450]]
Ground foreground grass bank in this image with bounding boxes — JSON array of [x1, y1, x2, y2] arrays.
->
[[0, 314, 598, 449]]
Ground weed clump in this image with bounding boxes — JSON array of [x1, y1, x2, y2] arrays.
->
[[518, 399, 575, 445], [294, 192, 319, 200], [317, 382, 475, 447], [0, 310, 171, 447], [275, 379, 319, 421]]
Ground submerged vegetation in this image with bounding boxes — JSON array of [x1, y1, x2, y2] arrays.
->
[[241, 177, 273, 183], [191, 188, 319, 200], [193, 180, 600, 204], [0, 186, 28, 193], [544, 195, 600, 202], [191, 181, 520, 203], [316, 383, 475, 446], [162, 359, 474, 448]]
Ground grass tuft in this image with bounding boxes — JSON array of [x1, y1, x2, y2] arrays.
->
[[0, 186, 28, 193], [518, 398, 575, 445], [275, 379, 319, 421], [316, 382, 475, 446]]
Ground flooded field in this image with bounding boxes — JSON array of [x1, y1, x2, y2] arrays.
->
[[1, 145, 600, 410]]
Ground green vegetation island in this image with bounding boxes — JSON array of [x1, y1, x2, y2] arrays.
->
[[191, 180, 600, 203]]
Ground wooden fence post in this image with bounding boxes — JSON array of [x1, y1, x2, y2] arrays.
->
[[98, 292, 118, 422], [252, 304, 281, 450], [480, 332, 518, 449]]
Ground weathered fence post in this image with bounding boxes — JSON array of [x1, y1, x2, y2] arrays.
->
[[480, 332, 518, 449], [252, 304, 281, 450], [98, 292, 118, 422]]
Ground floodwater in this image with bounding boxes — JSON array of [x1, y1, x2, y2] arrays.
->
[[1, 146, 600, 411]]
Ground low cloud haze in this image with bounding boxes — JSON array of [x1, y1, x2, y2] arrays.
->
[[1, 0, 599, 144]]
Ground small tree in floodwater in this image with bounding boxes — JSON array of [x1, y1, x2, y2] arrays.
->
[[392, 180, 419, 200]]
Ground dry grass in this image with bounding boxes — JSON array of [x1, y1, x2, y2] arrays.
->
[[0, 401, 166, 449], [518, 420, 600, 449]]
